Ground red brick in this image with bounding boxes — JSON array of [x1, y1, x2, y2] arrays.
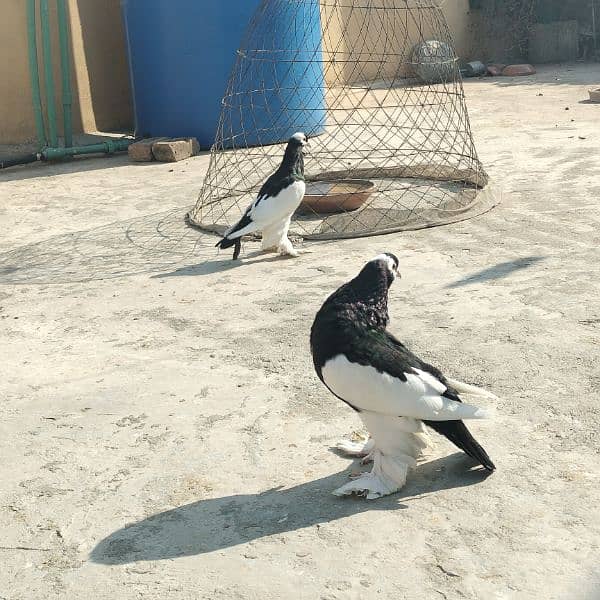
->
[[502, 64, 536, 77]]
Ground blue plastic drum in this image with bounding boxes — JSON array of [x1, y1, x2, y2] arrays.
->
[[121, 0, 326, 148]]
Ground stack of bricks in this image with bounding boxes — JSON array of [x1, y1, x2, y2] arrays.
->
[[128, 137, 200, 162]]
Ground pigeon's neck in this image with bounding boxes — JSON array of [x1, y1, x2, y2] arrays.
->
[[279, 146, 305, 180], [311, 275, 390, 372], [328, 276, 391, 331], [350, 293, 390, 331]]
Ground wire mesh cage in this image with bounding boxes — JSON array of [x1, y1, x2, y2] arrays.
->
[[187, 0, 492, 241]]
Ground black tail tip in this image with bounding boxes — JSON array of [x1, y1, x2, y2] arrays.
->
[[215, 236, 234, 250], [478, 457, 496, 472]]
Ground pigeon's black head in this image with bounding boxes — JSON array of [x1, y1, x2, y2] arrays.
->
[[314, 253, 399, 334], [281, 132, 308, 175], [365, 253, 400, 287], [342, 253, 400, 303]]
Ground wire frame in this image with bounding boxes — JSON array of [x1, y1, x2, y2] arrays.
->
[[187, 0, 491, 241]]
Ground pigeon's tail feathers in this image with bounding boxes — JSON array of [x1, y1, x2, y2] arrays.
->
[[458, 404, 495, 420], [446, 378, 498, 400], [215, 236, 236, 250], [215, 236, 242, 260], [215, 209, 253, 251], [426, 419, 496, 472]]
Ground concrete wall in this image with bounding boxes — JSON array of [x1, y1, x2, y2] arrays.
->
[[529, 20, 579, 64], [0, 0, 132, 145]]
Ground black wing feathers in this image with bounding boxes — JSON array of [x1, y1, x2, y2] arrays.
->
[[424, 420, 496, 472], [256, 171, 295, 204], [356, 330, 455, 388]]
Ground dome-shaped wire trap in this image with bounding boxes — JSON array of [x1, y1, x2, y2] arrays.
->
[[187, 0, 493, 241]]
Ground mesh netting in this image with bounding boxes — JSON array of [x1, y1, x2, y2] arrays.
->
[[187, 0, 492, 241], [473, 0, 538, 63]]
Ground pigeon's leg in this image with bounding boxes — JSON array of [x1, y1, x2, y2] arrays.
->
[[260, 223, 280, 253], [232, 238, 242, 260], [333, 414, 429, 500], [278, 237, 300, 258], [279, 239, 314, 256], [276, 217, 301, 258]]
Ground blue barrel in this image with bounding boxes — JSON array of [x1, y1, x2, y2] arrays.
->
[[121, 0, 326, 149]]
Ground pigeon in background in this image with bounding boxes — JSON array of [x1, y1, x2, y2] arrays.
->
[[310, 253, 496, 499], [215, 132, 308, 260]]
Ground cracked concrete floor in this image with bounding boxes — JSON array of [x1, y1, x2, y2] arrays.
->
[[1, 64, 599, 599]]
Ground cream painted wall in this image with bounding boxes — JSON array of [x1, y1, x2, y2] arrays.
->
[[443, 0, 478, 59], [0, 0, 132, 145]]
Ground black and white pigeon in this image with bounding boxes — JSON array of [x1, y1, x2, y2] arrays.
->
[[215, 132, 308, 260], [310, 253, 496, 499]]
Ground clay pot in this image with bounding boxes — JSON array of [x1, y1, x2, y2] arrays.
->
[[298, 180, 375, 214]]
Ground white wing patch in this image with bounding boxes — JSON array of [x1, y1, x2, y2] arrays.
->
[[411, 368, 447, 394], [321, 354, 491, 421], [226, 180, 305, 240]]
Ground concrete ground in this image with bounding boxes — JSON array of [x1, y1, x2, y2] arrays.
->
[[1, 64, 599, 599]]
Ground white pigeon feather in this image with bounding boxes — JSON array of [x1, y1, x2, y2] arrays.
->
[[322, 354, 492, 421], [445, 377, 498, 399]]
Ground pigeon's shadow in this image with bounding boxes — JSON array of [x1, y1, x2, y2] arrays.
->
[[150, 251, 297, 279], [90, 453, 491, 565]]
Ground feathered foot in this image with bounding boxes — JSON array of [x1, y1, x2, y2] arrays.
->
[[333, 450, 415, 500], [336, 436, 375, 464], [333, 414, 430, 500], [278, 238, 300, 258]]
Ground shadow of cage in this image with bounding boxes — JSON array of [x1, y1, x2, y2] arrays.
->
[[0, 207, 219, 285]]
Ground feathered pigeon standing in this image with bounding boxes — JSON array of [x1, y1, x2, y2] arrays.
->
[[215, 132, 308, 260], [310, 253, 496, 499]]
